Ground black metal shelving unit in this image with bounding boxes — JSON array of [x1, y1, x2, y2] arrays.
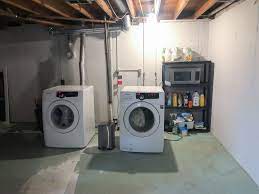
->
[[162, 61, 214, 132]]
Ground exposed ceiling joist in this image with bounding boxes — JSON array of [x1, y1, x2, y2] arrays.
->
[[95, 0, 114, 19], [31, 0, 74, 18], [208, 0, 234, 17], [0, 0, 241, 28], [173, 0, 190, 19], [66, 3, 95, 19], [0, 0, 40, 15], [192, 0, 217, 19], [0, 9, 64, 26], [125, 0, 136, 17]]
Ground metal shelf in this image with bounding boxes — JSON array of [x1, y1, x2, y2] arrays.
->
[[165, 106, 208, 111], [163, 60, 211, 65], [164, 83, 209, 89], [162, 61, 214, 131]]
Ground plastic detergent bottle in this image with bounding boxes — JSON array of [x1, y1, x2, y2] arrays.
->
[[192, 91, 200, 107], [178, 94, 183, 107], [162, 48, 166, 62], [187, 92, 192, 108], [184, 93, 189, 107], [172, 93, 178, 107], [200, 93, 205, 107], [167, 93, 172, 107]]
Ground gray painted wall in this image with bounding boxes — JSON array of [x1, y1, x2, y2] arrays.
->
[[0, 27, 60, 122], [209, 0, 259, 185]]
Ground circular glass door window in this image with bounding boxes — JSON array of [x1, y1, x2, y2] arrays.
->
[[129, 107, 155, 133], [51, 105, 74, 130]]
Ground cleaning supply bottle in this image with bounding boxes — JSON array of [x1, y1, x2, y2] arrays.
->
[[188, 92, 193, 108], [161, 48, 166, 62], [167, 93, 172, 107], [200, 93, 205, 107], [172, 93, 178, 107], [192, 91, 200, 107], [184, 92, 189, 107], [178, 94, 183, 107]]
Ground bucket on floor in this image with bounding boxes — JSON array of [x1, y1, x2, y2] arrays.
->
[[98, 122, 115, 150]]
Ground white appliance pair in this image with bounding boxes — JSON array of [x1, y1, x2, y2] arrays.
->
[[120, 86, 165, 153], [42, 85, 95, 148]]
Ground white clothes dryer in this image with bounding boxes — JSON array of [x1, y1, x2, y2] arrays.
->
[[42, 85, 95, 148], [119, 86, 165, 153]]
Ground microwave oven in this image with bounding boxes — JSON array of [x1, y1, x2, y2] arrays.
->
[[169, 67, 201, 84]]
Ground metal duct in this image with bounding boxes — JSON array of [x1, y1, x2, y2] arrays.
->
[[208, 0, 237, 17], [79, 33, 85, 85], [110, 0, 128, 15], [122, 15, 131, 31]]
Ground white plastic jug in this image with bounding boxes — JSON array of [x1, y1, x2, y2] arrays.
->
[[192, 91, 200, 107]]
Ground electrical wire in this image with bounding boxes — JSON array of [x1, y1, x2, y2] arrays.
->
[[142, 21, 145, 86], [106, 0, 128, 20], [115, 32, 120, 120], [155, 42, 158, 86]]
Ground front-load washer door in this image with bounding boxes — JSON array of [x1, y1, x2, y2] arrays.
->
[[123, 101, 160, 138], [47, 100, 80, 134]]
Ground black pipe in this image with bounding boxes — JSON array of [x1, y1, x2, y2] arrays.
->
[[104, 18, 113, 121]]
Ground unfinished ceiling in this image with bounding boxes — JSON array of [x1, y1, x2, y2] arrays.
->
[[0, 0, 239, 28]]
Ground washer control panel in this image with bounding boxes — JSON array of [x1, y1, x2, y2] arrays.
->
[[56, 91, 78, 98], [136, 93, 159, 100]]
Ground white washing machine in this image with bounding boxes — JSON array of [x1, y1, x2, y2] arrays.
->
[[42, 85, 95, 148], [120, 86, 165, 153]]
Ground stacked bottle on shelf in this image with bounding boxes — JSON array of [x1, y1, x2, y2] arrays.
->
[[166, 91, 205, 108]]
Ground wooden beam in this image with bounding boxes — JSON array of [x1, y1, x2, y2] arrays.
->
[[208, 0, 234, 17], [192, 0, 217, 19], [31, 0, 74, 18], [66, 3, 95, 19], [0, 0, 40, 15], [0, 9, 64, 26], [173, 0, 190, 19], [95, 0, 114, 19], [125, 0, 136, 17]]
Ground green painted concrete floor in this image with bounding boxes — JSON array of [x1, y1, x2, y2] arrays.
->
[[0, 132, 258, 194]]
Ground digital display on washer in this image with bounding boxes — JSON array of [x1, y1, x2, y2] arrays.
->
[[136, 93, 159, 100], [56, 91, 78, 98]]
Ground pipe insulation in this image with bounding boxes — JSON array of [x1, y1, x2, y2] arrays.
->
[[79, 33, 86, 85]]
